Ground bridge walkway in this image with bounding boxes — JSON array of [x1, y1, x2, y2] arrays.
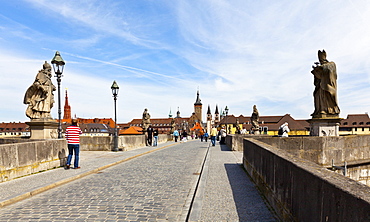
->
[[0, 140, 276, 221]]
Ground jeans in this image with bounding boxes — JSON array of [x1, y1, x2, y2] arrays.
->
[[153, 136, 158, 146], [67, 144, 80, 167], [211, 136, 216, 146]]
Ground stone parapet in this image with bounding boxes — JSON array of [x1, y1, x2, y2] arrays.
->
[[0, 139, 67, 182], [80, 134, 171, 151], [243, 138, 370, 221], [227, 134, 370, 167]]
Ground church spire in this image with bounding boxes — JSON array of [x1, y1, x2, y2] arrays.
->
[[63, 89, 71, 120], [194, 90, 202, 105], [169, 108, 173, 118]]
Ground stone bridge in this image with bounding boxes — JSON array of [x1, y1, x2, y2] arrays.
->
[[1, 134, 370, 221], [227, 134, 370, 221]]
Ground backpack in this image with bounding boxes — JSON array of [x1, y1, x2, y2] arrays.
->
[[278, 127, 284, 136]]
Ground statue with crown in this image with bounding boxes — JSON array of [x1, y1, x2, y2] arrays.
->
[[24, 61, 58, 139], [308, 50, 342, 136]]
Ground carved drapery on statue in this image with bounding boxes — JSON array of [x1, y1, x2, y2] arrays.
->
[[311, 50, 340, 118], [251, 105, 259, 130], [141, 108, 151, 132], [235, 118, 241, 134], [24, 61, 56, 119], [170, 118, 176, 134]]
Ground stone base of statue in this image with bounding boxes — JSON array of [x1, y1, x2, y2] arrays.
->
[[26, 119, 59, 139], [251, 128, 260, 135], [308, 116, 342, 136]]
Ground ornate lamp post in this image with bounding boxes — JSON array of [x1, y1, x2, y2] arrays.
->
[[225, 106, 229, 134], [51, 51, 65, 139], [111, 81, 119, 151]]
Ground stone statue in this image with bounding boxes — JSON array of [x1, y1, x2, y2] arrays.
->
[[24, 61, 56, 119], [235, 118, 241, 134], [251, 105, 259, 130], [170, 118, 176, 134], [311, 50, 340, 118], [141, 108, 151, 132]]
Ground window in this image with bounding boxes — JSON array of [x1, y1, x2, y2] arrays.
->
[[343, 122, 348, 125], [353, 122, 357, 125], [360, 122, 364, 125]]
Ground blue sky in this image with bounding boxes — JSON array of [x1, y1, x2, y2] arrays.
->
[[1, 0, 370, 123]]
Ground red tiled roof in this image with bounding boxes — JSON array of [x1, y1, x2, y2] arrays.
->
[[341, 114, 370, 127], [120, 126, 142, 135]]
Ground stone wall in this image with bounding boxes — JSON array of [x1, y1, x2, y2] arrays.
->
[[0, 134, 171, 182], [0, 139, 67, 182], [80, 134, 170, 151], [243, 138, 370, 221], [228, 134, 370, 167]]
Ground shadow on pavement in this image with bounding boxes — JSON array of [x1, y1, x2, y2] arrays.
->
[[224, 163, 277, 221], [219, 144, 231, 151]]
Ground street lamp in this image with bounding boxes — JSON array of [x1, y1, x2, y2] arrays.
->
[[111, 81, 119, 151], [225, 106, 229, 134], [51, 51, 65, 139]]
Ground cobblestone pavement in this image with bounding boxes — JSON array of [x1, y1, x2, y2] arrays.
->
[[0, 141, 208, 221], [195, 144, 276, 222], [0, 140, 277, 221]]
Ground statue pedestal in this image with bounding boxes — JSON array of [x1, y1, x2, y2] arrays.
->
[[26, 119, 59, 139], [308, 118, 342, 136]]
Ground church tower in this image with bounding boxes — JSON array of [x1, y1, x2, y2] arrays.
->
[[206, 105, 212, 133], [207, 105, 212, 121], [214, 104, 220, 125], [194, 90, 203, 123], [63, 89, 71, 120]]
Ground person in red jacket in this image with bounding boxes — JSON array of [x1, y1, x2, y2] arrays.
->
[[65, 119, 82, 169]]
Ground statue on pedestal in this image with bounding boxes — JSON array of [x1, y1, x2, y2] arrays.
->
[[24, 61, 56, 120], [141, 108, 151, 132], [250, 105, 260, 134], [311, 50, 340, 118], [170, 118, 176, 134], [235, 118, 241, 134], [24, 61, 58, 139]]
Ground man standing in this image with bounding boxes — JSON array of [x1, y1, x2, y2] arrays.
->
[[153, 128, 159, 146], [210, 126, 218, 146], [147, 125, 153, 146], [65, 119, 82, 169], [173, 129, 179, 142]]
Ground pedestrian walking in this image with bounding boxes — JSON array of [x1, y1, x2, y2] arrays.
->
[[65, 119, 82, 169], [153, 128, 159, 146], [210, 126, 218, 146], [204, 131, 209, 142], [278, 122, 290, 137], [199, 129, 204, 142], [220, 126, 226, 144], [147, 125, 153, 146], [182, 130, 188, 142], [173, 129, 179, 142]]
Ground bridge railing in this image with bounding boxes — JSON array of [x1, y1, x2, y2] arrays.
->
[[243, 138, 370, 221]]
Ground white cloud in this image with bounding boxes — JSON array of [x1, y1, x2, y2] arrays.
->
[[1, 0, 370, 123]]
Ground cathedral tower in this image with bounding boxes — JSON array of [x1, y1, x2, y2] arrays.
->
[[214, 104, 220, 125], [194, 90, 202, 123]]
